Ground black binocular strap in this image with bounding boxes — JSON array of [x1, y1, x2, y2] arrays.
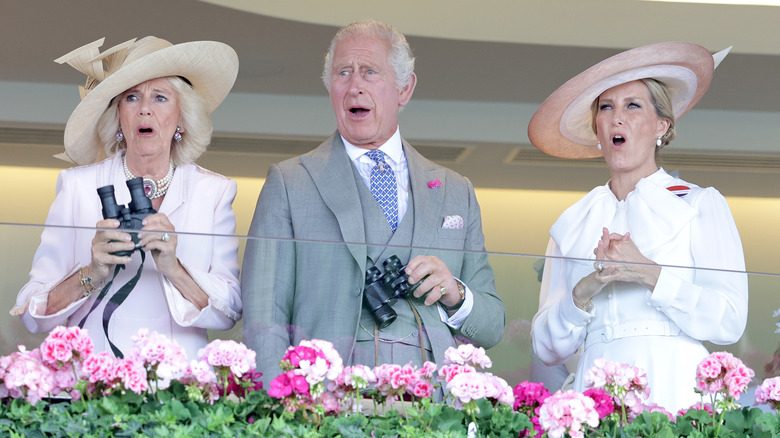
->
[[77, 251, 145, 358]]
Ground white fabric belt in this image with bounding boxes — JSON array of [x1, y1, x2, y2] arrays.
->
[[584, 320, 682, 350]]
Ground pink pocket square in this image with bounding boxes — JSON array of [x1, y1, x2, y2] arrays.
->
[[442, 215, 464, 229]]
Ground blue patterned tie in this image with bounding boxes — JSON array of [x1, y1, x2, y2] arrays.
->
[[366, 150, 398, 232]]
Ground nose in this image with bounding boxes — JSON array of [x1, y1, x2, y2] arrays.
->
[[139, 96, 152, 116], [611, 112, 623, 126], [348, 74, 365, 96]]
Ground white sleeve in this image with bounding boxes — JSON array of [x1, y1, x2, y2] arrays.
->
[[15, 170, 93, 333], [163, 178, 242, 330], [531, 238, 594, 366], [649, 188, 748, 344]]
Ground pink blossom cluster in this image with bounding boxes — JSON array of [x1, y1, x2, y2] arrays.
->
[[82, 351, 149, 395], [197, 339, 257, 378], [126, 329, 189, 390], [373, 361, 437, 404], [754, 376, 780, 411], [40, 326, 94, 366], [196, 339, 261, 399], [0, 347, 56, 405], [327, 364, 377, 408], [538, 389, 600, 438], [512, 381, 551, 437], [0, 327, 266, 406], [585, 358, 650, 419], [695, 351, 754, 400], [438, 344, 514, 413], [268, 339, 344, 412]]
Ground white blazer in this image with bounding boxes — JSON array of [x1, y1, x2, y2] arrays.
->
[[14, 155, 242, 360]]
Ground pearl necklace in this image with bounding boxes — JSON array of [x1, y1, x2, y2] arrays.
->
[[123, 154, 175, 199]]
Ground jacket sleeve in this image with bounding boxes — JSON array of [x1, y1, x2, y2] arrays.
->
[[163, 177, 242, 330], [241, 164, 296, 385], [15, 170, 94, 333], [649, 188, 748, 344], [451, 178, 506, 348]]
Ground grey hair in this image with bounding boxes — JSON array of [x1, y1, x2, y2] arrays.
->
[[322, 19, 415, 92], [96, 76, 212, 167]]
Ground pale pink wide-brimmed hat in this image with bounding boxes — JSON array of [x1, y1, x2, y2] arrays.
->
[[55, 36, 239, 165], [527, 41, 730, 159]]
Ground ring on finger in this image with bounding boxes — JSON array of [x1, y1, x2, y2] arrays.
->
[[439, 285, 447, 296], [597, 262, 604, 272], [161, 233, 170, 242]]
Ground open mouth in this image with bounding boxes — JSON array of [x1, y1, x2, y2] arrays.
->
[[139, 128, 154, 134], [612, 135, 625, 147], [349, 107, 370, 116]]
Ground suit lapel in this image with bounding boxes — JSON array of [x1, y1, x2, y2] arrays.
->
[[404, 140, 445, 253], [301, 134, 367, 268]]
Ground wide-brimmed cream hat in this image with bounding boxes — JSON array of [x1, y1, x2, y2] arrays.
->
[[55, 36, 239, 165], [528, 41, 730, 159]]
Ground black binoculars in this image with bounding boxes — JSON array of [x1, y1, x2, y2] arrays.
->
[[363, 255, 424, 329], [96, 177, 157, 257]]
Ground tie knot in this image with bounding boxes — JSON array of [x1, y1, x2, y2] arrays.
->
[[366, 149, 387, 164]]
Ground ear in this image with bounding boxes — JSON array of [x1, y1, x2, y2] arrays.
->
[[656, 117, 670, 137], [398, 73, 417, 107]]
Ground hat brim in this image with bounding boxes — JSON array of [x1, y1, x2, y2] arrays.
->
[[528, 42, 715, 159], [63, 40, 238, 165]]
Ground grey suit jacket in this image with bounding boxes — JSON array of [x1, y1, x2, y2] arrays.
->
[[241, 132, 505, 385]]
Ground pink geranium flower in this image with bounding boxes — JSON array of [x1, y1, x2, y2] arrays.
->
[[754, 376, 780, 412], [538, 389, 600, 438], [695, 351, 754, 408]]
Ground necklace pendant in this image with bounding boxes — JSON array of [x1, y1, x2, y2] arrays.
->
[[143, 177, 157, 198]]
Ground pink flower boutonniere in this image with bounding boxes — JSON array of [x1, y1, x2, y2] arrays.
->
[[427, 179, 441, 189]]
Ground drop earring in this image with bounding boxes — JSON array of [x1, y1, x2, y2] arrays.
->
[[116, 127, 124, 143], [597, 142, 602, 151], [656, 136, 662, 147], [173, 125, 182, 143]]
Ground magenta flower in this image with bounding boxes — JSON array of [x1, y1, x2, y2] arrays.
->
[[583, 388, 615, 419], [427, 179, 441, 189]]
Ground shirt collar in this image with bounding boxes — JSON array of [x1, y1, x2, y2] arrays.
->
[[342, 127, 404, 164]]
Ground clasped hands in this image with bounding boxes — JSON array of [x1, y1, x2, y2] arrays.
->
[[573, 227, 661, 310], [405, 255, 463, 309]]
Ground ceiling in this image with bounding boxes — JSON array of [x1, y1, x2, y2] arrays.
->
[[2, 0, 779, 195]]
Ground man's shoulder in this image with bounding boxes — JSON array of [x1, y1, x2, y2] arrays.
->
[[273, 134, 339, 171]]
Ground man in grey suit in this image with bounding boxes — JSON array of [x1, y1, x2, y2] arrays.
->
[[242, 19, 505, 386]]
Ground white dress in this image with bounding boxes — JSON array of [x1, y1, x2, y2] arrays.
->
[[532, 168, 748, 412]]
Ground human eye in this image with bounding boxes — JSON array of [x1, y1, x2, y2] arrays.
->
[[124, 93, 138, 102], [598, 103, 612, 111], [628, 102, 640, 109], [155, 94, 168, 102]]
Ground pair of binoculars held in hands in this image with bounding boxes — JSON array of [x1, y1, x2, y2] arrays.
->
[[363, 255, 426, 329], [96, 177, 157, 257]]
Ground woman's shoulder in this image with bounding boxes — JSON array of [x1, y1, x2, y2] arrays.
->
[[188, 164, 233, 183]]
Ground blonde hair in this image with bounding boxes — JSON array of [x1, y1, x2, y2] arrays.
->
[[96, 76, 212, 166]]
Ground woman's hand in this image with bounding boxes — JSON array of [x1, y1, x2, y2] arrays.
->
[[138, 213, 179, 276], [405, 255, 462, 308], [89, 218, 134, 283], [594, 227, 661, 291]]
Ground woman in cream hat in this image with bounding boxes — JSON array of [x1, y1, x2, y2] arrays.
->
[[13, 36, 242, 360], [530, 42, 748, 412]]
